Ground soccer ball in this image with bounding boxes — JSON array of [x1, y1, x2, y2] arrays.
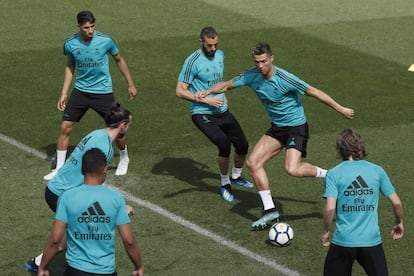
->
[[268, 222, 294, 247]]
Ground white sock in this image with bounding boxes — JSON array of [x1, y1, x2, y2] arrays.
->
[[316, 167, 327, 178], [119, 145, 129, 160], [56, 150, 67, 170], [231, 167, 242, 179], [35, 253, 43, 266], [259, 190, 276, 211], [220, 174, 231, 186]]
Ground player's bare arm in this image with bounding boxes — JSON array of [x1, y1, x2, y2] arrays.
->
[[113, 53, 137, 100], [321, 197, 336, 247], [305, 86, 354, 119], [176, 81, 224, 107], [57, 59, 75, 111], [38, 220, 66, 274], [388, 192, 404, 240], [200, 79, 234, 98], [118, 224, 144, 276]]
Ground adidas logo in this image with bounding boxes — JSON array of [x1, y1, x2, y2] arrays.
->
[[288, 138, 296, 146], [77, 201, 111, 223], [343, 176, 373, 196], [202, 115, 211, 124]]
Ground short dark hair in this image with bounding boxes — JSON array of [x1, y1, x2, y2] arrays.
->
[[251, 42, 273, 57], [81, 148, 107, 175], [105, 102, 131, 128], [77, 10, 95, 25], [200, 26, 218, 41], [336, 128, 367, 161]]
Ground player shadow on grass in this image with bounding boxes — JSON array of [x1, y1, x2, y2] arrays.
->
[[42, 144, 76, 165], [230, 193, 321, 223], [151, 157, 321, 222], [151, 157, 219, 198]]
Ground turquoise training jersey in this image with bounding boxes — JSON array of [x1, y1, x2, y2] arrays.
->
[[64, 31, 119, 94], [232, 66, 309, 127], [178, 49, 227, 115], [55, 185, 130, 274], [47, 129, 114, 196], [324, 160, 395, 247]]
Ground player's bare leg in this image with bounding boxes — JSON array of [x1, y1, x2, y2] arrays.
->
[[246, 135, 282, 191], [247, 135, 282, 230], [285, 148, 327, 178], [43, 121, 74, 180]]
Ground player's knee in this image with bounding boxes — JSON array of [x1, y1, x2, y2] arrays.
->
[[60, 122, 74, 135], [246, 157, 258, 172], [234, 141, 249, 156], [284, 164, 300, 177], [235, 146, 248, 156], [217, 141, 231, 157]]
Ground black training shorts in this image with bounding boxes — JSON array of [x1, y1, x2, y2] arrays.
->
[[265, 123, 309, 157], [63, 88, 115, 122], [324, 243, 388, 276], [64, 264, 117, 276], [44, 186, 59, 213], [191, 111, 249, 157]]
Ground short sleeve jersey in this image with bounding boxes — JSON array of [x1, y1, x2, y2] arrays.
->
[[178, 49, 228, 115], [64, 31, 119, 94], [55, 185, 130, 274], [324, 160, 395, 247], [47, 129, 114, 196], [232, 66, 309, 127]]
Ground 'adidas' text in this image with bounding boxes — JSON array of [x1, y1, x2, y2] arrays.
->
[[344, 175, 373, 196], [77, 215, 111, 223], [344, 188, 373, 196]]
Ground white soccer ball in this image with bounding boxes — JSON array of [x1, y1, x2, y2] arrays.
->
[[268, 222, 294, 247]]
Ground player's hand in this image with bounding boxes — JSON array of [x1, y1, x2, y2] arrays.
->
[[320, 230, 331, 247], [57, 95, 67, 111], [132, 268, 144, 276], [391, 223, 404, 240], [128, 85, 137, 100], [196, 91, 209, 99], [37, 268, 50, 276], [126, 205, 135, 217], [204, 96, 223, 108], [341, 107, 354, 119]]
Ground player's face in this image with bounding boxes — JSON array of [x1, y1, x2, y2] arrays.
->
[[253, 53, 274, 79], [201, 36, 219, 58], [78, 21, 95, 41]]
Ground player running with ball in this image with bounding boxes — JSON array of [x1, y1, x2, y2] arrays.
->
[[200, 42, 354, 230]]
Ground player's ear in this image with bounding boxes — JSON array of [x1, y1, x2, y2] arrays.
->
[[121, 121, 128, 128], [101, 166, 108, 183]]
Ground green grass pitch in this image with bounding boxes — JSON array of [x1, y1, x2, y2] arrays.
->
[[1, 0, 413, 275]]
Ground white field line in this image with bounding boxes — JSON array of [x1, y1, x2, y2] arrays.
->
[[0, 132, 301, 276]]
